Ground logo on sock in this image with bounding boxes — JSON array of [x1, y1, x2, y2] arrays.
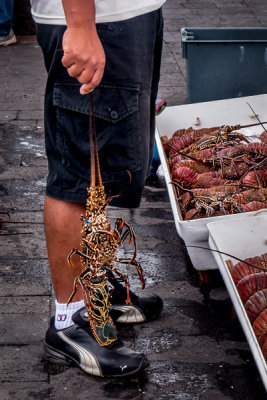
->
[[57, 314, 67, 321]]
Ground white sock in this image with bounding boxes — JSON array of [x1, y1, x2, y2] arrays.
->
[[54, 299, 85, 330]]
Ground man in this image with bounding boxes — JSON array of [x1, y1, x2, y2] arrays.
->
[[30, 0, 165, 377]]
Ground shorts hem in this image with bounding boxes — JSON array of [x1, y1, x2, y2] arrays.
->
[[45, 188, 142, 208], [46, 188, 87, 204]]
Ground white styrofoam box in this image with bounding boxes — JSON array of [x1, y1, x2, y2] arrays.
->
[[156, 94, 267, 270], [207, 213, 267, 391]]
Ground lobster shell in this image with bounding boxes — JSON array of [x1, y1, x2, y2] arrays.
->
[[234, 188, 267, 204], [184, 208, 201, 220], [166, 127, 219, 156], [247, 142, 267, 156], [241, 169, 267, 188], [172, 167, 230, 189], [260, 131, 267, 144], [252, 309, 267, 339], [172, 166, 198, 186], [258, 330, 267, 360], [228, 253, 267, 285], [245, 289, 267, 323], [195, 173, 230, 188], [179, 192, 192, 211], [241, 201, 267, 212], [236, 272, 267, 304], [170, 158, 211, 173], [168, 132, 196, 156]]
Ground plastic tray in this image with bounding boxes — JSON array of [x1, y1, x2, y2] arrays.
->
[[155, 94, 267, 270], [181, 27, 267, 103], [207, 213, 267, 391]]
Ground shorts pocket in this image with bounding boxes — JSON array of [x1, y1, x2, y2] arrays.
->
[[53, 82, 141, 184]]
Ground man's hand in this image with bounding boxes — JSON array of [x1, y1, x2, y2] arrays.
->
[[61, 0, 105, 95], [62, 25, 106, 95]]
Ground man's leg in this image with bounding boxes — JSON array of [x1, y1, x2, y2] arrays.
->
[[43, 194, 149, 376], [44, 195, 84, 303], [36, 11, 163, 376]]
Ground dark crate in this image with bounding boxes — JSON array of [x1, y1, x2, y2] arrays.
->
[[181, 27, 267, 103]]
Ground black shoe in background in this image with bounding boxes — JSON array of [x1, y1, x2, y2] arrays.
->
[[107, 269, 163, 324]]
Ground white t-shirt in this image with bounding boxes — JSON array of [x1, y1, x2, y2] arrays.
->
[[30, 1, 166, 25]]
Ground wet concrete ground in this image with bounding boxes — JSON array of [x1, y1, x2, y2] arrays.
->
[[1, 1, 267, 399]]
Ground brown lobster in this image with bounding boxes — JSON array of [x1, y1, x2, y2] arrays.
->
[[67, 95, 145, 346]]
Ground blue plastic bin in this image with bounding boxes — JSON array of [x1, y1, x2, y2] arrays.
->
[[181, 27, 267, 103]]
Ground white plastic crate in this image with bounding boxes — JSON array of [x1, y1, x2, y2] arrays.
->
[[156, 94, 267, 270], [207, 213, 267, 391]]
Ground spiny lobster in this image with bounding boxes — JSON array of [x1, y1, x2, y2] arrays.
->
[[226, 254, 267, 360], [67, 95, 145, 346], [164, 122, 267, 220], [165, 123, 265, 158]]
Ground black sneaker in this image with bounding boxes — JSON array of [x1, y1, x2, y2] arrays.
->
[[44, 308, 148, 378], [107, 270, 163, 324]]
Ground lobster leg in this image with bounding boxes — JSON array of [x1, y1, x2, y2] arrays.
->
[[114, 257, 145, 290], [68, 248, 92, 267], [108, 265, 132, 305], [114, 218, 138, 262], [67, 276, 80, 306]]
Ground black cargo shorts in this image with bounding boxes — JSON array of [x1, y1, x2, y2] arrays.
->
[[36, 9, 163, 208]]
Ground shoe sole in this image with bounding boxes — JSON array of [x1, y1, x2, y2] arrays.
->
[[43, 342, 148, 378]]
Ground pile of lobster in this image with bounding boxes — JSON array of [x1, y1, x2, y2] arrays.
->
[[162, 124, 267, 220], [226, 253, 267, 361]]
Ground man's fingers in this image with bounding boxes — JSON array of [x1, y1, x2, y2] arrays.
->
[[76, 68, 94, 85], [61, 26, 106, 94], [61, 53, 75, 69], [64, 62, 88, 79], [80, 69, 103, 95]]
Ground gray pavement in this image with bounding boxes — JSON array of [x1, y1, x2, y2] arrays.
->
[[0, 1, 267, 399]]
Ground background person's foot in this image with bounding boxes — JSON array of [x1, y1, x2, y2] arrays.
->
[[0, 30, 17, 47], [107, 269, 163, 323]]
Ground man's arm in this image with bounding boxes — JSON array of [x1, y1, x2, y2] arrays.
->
[[61, 0, 105, 94]]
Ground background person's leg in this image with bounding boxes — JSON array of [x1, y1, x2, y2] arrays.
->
[[0, 0, 14, 35], [0, 0, 16, 46]]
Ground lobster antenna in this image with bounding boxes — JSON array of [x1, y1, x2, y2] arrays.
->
[[89, 93, 103, 188], [166, 142, 199, 161], [246, 102, 266, 132], [187, 245, 267, 272]]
